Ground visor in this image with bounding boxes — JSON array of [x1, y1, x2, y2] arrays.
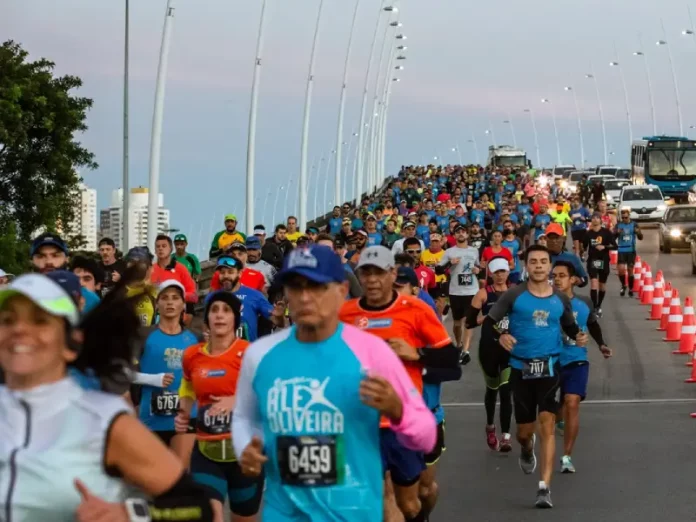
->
[[0, 274, 79, 326]]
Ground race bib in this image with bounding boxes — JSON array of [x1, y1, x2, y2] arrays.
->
[[197, 404, 231, 436], [521, 357, 555, 380], [622, 234, 631, 243], [277, 435, 341, 487], [592, 260, 604, 270], [150, 390, 179, 417], [457, 273, 474, 286], [493, 315, 509, 333]]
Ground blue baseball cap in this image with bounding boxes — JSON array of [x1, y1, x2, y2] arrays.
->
[[30, 233, 68, 257], [125, 247, 153, 263], [45, 270, 82, 305], [245, 236, 262, 250], [395, 266, 418, 287], [276, 245, 346, 285]]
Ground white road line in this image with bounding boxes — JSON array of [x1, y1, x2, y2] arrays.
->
[[443, 398, 696, 407]]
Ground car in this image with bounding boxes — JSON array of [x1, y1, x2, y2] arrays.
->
[[564, 171, 585, 193], [587, 174, 616, 186], [595, 165, 621, 177], [552, 165, 577, 179], [618, 184, 668, 223], [615, 168, 632, 180], [604, 179, 631, 208], [660, 205, 696, 253]]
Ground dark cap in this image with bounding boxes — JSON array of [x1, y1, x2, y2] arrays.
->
[[125, 247, 153, 264], [394, 266, 418, 287], [203, 290, 242, 328], [45, 270, 81, 305], [276, 245, 346, 285], [31, 232, 68, 257], [245, 236, 262, 250]]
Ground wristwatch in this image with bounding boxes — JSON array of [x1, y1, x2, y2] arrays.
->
[[125, 498, 151, 522]]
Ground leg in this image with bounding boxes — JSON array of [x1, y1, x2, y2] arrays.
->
[[537, 412, 556, 487], [419, 465, 439, 519], [452, 318, 463, 348], [384, 473, 405, 522], [498, 382, 513, 435], [394, 482, 422, 521], [563, 394, 581, 456], [228, 461, 264, 522]]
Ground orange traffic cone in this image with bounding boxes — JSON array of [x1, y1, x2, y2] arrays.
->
[[632, 258, 643, 294], [664, 288, 682, 342], [674, 297, 696, 354], [658, 283, 673, 331], [687, 346, 696, 379], [650, 277, 664, 320], [640, 267, 654, 305], [610, 249, 618, 266], [637, 264, 647, 299]]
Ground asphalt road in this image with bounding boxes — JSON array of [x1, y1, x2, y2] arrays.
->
[[434, 228, 696, 520]]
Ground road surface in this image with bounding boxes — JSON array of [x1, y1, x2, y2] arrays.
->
[[434, 228, 696, 520]]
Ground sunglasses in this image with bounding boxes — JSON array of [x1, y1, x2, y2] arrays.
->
[[217, 257, 240, 269], [406, 249, 422, 255]]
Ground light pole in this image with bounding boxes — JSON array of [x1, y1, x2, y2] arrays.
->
[[271, 186, 285, 227], [503, 117, 517, 147], [122, 0, 130, 251], [245, 0, 269, 235], [261, 190, 271, 224], [633, 35, 657, 135], [376, 41, 404, 190], [356, 5, 396, 207], [298, 0, 325, 232], [564, 86, 585, 168], [321, 149, 336, 217], [452, 146, 463, 165], [609, 54, 633, 146], [335, 0, 361, 206], [468, 135, 480, 164], [585, 68, 608, 164], [657, 22, 684, 136], [487, 120, 497, 146], [484, 129, 495, 147], [541, 98, 562, 165], [147, 0, 175, 249], [523, 108, 541, 168], [343, 130, 358, 203]]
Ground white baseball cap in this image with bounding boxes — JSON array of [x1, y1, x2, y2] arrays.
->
[[157, 279, 186, 297], [0, 273, 79, 326], [488, 258, 510, 274]]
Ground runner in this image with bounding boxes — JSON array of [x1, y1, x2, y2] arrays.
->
[[232, 245, 437, 522], [583, 213, 617, 317], [174, 233, 202, 282], [421, 233, 448, 316], [392, 221, 425, 254], [152, 234, 199, 312], [480, 229, 514, 277], [569, 198, 591, 257], [97, 237, 126, 296], [285, 216, 303, 245], [133, 280, 200, 464], [614, 208, 643, 297], [501, 220, 523, 284], [484, 245, 587, 508], [551, 261, 612, 474], [340, 246, 459, 522], [123, 247, 159, 327], [0, 274, 213, 521], [436, 224, 480, 364], [545, 223, 588, 288], [245, 235, 277, 293], [465, 257, 513, 452], [176, 291, 262, 522], [210, 214, 247, 258]]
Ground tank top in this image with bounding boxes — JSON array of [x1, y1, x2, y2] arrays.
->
[[0, 377, 130, 522], [482, 285, 505, 316]]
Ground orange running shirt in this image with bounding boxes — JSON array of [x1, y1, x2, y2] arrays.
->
[[181, 339, 250, 441]]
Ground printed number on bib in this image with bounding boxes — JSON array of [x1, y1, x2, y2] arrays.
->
[[622, 235, 631, 242], [592, 260, 604, 270], [277, 435, 340, 487], [522, 357, 555, 380], [150, 391, 179, 416], [197, 404, 231, 436], [457, 273, 473, 286], [494, 316, 509, 333]]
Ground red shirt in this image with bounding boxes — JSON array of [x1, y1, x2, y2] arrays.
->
[[414, 265, 436, 290], [445, 234, 456, 248], [437, 193, 451, 203], [151, 260, 198, 303], [209, 268, 265, 292], [481, 245, 513, 275]]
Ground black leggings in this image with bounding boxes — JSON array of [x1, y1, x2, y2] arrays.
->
[[484, 383, 512, 434]]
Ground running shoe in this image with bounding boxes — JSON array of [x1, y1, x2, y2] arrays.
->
[[518, 434, 537, 474], [486, 425, 500, 451], [535, 487, 553, 509], [499, 433, 512, 453], [628, 290, 634, 298], [595, 307, 603, 318], [459, 350, 471, 366], [620, 286, 627, 297], [556, 420, 565, 435], [561, 455, 576, 473]]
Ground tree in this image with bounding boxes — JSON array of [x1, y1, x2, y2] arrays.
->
[[0, 40, 97, 253]]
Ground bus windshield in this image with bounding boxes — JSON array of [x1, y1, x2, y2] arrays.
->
[[647, 149, 696, 179], [495, 156, 527, 167]]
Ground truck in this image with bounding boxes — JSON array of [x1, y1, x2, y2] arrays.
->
[[487, 145, 530, 169]]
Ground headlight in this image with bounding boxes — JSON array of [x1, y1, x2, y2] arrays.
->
[[657, 204, 666, 211], [670, 228, 682, 238], [606, 194, 613, 202]]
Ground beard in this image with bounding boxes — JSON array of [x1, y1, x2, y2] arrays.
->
[[220, 277, 239, 291]]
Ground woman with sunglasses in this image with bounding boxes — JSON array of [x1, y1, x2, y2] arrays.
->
[[0, 273, 213, 521], [175, 291, 263, 522]]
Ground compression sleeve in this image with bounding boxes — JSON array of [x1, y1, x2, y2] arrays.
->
[[149, 472, 214, 521], [558, 292, 581, 340], [587, 321, 606, 347], [465, 305, 481, 330], [232, 347, 265, 460], [417, 343, 460, 368], [131, 371, 166, 388], [422, 365, 462, 384], [178, 378, 196, 400]]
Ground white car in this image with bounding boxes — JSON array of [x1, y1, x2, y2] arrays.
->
[[603, 179, 631, 208], [618, 184, 669, 222], [552, 165, 577, 180]]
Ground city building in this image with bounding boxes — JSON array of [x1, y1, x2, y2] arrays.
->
[[99, 187, 170, 250], [64, 183, 98, 251]]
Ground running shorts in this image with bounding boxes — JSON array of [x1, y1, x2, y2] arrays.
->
[[560, 361, 590, 401], [154, 419, 196, 446], [380, 428, 425, 487], [190, 443, 264, 514], [587, 263, 610, 283], [428, 282, 448, 300], [571, 229, 586, 243], [617, 252, 636, 266], [449, 294, 474, 321], [509, 363, 561, 424], [516, 225, 530, 240], [425, 420, 446, 466], [478, 342, 511, 390]]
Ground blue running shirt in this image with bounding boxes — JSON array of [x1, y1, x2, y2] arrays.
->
[[232, 324, 436, 522], [560, 295, 596, 367]]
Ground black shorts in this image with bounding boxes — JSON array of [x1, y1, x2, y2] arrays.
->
[[587, 262, 610, 283], [449, 294, 474, 321], [617, 252, 637, 266], [429, 283, 448, 300], [425, 420, 446, 466], [190, 443, 264, 515], [571, 229, 586, 242], [154, 418, 196, 445], [517, 226, 530, 239], [509, 364, 561, 424], [478, 341, 511, 390]]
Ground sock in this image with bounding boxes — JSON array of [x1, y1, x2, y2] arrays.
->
[[618, 274, 625, 286], [598, 290, 606, 307], [538, 480, 547, 491], [499, 383, 512, 434], [590, 289, 598, 308], [484, 388, 498, 426], [628, 275, 635, 290]]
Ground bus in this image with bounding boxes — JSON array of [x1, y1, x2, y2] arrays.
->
[[631, 136, 696, 202]]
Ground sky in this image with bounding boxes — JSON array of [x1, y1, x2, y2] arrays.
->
[[4, 0, 696, 258]]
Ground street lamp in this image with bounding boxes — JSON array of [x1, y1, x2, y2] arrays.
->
[[585, 69, 608, 164], [609, 58, 633, 146], [657, 21, 684, 136], [334, 0, 361, 207], [122, 0, 130, 251], [541, 98, 562, 165], [451, 146, 463, 164], [468, 136, 480, 164], [564, 86, 585, 168], [523, 108, 541, 168], [633, 35, 657, 135], [271, 185, 285, 227], [298, 0, 325, 231], [484, 129, 495, 146], [503, 118, 517, 147]]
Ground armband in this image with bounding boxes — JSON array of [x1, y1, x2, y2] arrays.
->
[[150, 473, 214, 521]]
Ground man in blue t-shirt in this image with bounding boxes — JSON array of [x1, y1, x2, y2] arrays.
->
[[485, 245, 586, 510], [328, 206, 343, 235]]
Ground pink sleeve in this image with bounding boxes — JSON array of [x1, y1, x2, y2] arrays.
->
[[341, 325, 437, 453]]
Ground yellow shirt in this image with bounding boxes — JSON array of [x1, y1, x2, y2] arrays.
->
[[127, 285, 158, 327], [286, 231, 303, 245], [421, 249, 446, 283]]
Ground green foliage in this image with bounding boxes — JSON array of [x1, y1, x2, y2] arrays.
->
[[0, 219, 30, 275], [0, 40, 97, 249]]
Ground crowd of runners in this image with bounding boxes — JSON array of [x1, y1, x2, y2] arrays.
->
[[0, 164, 645, 521]]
